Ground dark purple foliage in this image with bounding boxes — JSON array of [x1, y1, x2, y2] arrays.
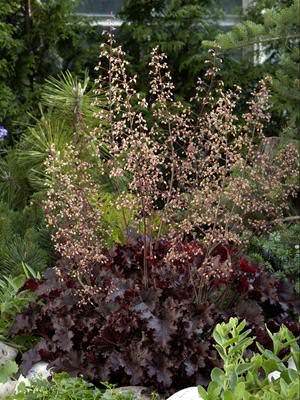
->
[[11, 238, 300, 393]]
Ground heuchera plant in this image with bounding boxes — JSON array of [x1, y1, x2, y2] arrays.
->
[[43, 33, 299, 293], [12, 35, 299, 394], [11, 239, 299, 393]]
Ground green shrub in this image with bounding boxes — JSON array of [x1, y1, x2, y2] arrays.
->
[[198, 318, 300, 400], [7, 373, 135, 400], [248, 223, 300, 293], [205, 0, 300, 135], [0, 202, 51, 277], [0, 0, 99, 135], [0, 273, 36, 344]]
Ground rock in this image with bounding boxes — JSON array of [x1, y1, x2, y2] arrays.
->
[[268, 356, 297, 383], [26, 362, 51, 380], [288, 357, 297, 370], [0, 342, 18, 398], [166, 387, 200, 400], [15, 375, 31, 393], [0, 380, 17, 399], [0, 342, 17, 366], [268, 370, 281, 382]]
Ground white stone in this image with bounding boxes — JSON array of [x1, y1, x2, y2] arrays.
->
[[15, 375, 31, 393], [0, 342, 18, 398], [268, 356, 297, 383], [26, 362, 52, 380], [166, 387, 201, 400], [0, 380, 17, 399], [268, 370, 281, 382], [0, 342, 17, 366]]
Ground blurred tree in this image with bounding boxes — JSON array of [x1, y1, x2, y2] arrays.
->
[[118, 0, 220, 97], [204, 0, 300, 137], [0, 0, 99, 138]]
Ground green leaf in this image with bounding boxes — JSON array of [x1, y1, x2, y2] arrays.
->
[[224, 390, 234, 400], [213, 329, 224, 346], [211, 367, 225, 384], [229, 371, 238, 390], [198, 385, 208, 399], [234, 382, 246, 399], [207, 381, 221, 397], [0, 360, 18, 383], [287, 368, 299, 382], [236, 363, 252, 375]]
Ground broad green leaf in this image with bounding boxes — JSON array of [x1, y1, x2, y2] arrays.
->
[[224, 390, 234, 400], [0, 360, 18, 383], [207, 381, 221, 397], [198, 385, 208, 399], [236, 363, 252, 375], [234, 382, 246, 399], [211, 367, 225, 384]]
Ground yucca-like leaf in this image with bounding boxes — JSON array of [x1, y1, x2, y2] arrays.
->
[[18, 117, 72, 167], [17, 116, 73, 191], [0, 234, 49, 277], [41, 70, 99, 129]]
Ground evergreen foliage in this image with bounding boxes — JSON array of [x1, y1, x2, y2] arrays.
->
[[0, 202, 52, 277], [204, 0, 300, 134], [118, 0, 220, 95], [248, 223, 300, 293], [0, 149, 32, 208], [0, 70, 100, 281], [0, 0, 99, 136], [0, 70, 97, 207]]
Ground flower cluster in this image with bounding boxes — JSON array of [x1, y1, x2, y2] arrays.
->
[[43, 144, 106, 278], [93, 35, 299, 257], [43, 34, 299, 293]]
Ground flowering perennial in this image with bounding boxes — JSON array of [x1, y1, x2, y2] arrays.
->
[[43, 33, 299, 291]]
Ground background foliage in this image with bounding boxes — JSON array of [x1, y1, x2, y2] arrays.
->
[[205, 0, 300, 136], [0, 0, 99, 137], [248, 223, 300, 293], [118, 0, 220, 96]]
